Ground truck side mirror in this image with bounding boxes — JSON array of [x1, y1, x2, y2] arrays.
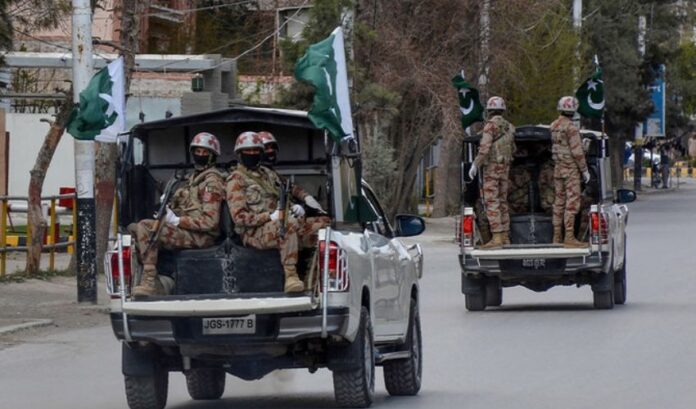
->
[[394, 215, 426, 237], [615, 189, 636, 204]]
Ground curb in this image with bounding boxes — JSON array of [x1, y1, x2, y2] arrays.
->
[[0, 318, 54, 336]]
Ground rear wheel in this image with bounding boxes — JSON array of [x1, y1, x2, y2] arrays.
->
[[124, 369, 168, 409], [593, 289, 614, 309], [384, 298, 422, 396], [465, 292, 486, 311], [485, 278, 502, 307], [185, 368, 226, 400], [333, 307, 375, 408]]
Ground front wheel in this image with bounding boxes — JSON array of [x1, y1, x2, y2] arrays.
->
[[614, 240, 627, 305], [384, 298, 422, 396], [333, 307, 375, 408]]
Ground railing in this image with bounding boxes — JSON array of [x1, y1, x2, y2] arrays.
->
[[0, 193, 77, 276]]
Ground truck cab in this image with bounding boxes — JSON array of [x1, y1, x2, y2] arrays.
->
[[459, 125, 635, 311], [106, 106, 425, 408]]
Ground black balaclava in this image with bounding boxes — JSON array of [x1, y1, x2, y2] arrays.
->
[[262, 147, 278, 167], [192, 151, 215, 169], [241, 153, 262, 170]]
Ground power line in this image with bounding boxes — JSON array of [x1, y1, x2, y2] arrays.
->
[[144, 0, 258, 17]]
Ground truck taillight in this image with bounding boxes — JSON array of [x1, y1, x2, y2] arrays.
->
[[461, 215, 474, 246], [110, 246, 132, 293], [319, 241, 349, 292], [590, 212, 608, 245]]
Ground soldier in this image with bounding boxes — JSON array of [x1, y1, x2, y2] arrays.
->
[[550, 96, 591, 247], [226, 132, 327, 293], [129, 132, 226, 297], [469, 96, 516, 249]]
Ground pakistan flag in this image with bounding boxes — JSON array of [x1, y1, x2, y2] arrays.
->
[[67, 57, 125, 143], [295, 27, 354, 142], [575, 67, 605, 119], [452, 71, 483, 129]]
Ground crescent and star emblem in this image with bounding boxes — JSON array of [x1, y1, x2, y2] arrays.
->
[[459, 88, 475, 115], [587, 79, 605, 110]]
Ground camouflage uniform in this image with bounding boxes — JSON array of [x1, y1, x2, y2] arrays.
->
[[507, 165, 531, 214], [130, 167, 226, 267], [538, 160, 555, 212], [226, 165, 329, 270], [550, 115, 588, 234], [474, 115, 515, 233]]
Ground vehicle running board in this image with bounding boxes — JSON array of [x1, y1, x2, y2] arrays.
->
[[122, 296, 316, 317], [376, 350, 411, 364], [470, 247, 591, 260]]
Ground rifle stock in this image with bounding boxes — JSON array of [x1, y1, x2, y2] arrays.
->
[[278, 179, 290, 238], [144, 174, 182, 254]]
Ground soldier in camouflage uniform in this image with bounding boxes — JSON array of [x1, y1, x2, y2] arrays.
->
[[469, 96, 516, 249], [550, 96, 591, 247], [226, 132, 326, 293], [130, 132, 226, 297], [507, 149, 554, 215]]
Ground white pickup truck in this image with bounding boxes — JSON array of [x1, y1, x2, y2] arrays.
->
[[459, 125, 636, 311], [106, 106, 425, 409]]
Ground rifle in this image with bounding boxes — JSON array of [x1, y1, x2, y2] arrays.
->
[[278, 179, 290, 238], [144, 172, 183, 254]]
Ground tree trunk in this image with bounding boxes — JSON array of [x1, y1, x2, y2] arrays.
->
[[94, 0, 149, 278], [26, 100, 73, 274], [432, 134, 462, 217]]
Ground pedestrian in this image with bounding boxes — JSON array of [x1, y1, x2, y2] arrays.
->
[[468, 96, 516, 249], [226, 131, 325, 293], [660, 145, 670, 188], [129, 132, 226, 297], [550, 96, 591, 248]]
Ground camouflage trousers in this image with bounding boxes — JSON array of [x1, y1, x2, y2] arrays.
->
[[242, 215, 331, 267], [552, 170, 581, 232], [129, 220, 216, 266], [481, 163, 511, 233]]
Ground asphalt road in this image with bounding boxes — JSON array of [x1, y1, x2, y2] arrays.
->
[[1, 185, 696, 409]]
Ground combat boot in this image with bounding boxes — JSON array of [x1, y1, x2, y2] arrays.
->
[[480, 232, 504, 250], [563, 232, 587, 248], [132, 265, 166, 297], [552, 227, 562, 244], [501, 231, 511, 246], [283, 266, 305, 293]]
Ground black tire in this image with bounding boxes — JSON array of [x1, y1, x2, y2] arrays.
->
[[614, 241, 627, 305], [465, 292, 486, 311], [384, 299, 422, 396], [593, 290, 614, 310], [485, 279, 502, 307], [185, 368, 226, 400], [124, 369, 169, 409], [333, 307, 375, 408]]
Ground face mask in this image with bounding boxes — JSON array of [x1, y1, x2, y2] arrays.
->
[[192, 154, 210, 168], [263, 152, 277, 166], [241, 154, 262, 169]]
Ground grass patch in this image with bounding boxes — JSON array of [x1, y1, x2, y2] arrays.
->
[[0, 268, 75, 284]]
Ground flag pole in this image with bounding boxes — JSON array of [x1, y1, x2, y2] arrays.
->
[[72, 0, 97, 303]]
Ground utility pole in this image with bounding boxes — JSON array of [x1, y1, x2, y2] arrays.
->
[[478, 0, 490, 100], [72, 0, 97, 303], [634, 15, 647, 191], [573, 0, 582, 84]]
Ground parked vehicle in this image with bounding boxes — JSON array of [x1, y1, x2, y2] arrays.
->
[[106, 106, 425, 409], [458, 125, 635, 311]]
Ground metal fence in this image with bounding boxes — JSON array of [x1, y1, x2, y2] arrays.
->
[[0, 193, 77, 276]]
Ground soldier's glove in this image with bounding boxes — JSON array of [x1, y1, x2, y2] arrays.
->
[[582, 170, 591, 184], [304, 195, 325, 212], [291, 204, 305, 218], [270, 209, 280, 222], [164, 207, 180, 227], [468, 164, 478, 180]]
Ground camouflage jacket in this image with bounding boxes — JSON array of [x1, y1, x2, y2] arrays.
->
[[474, 115, 516, 168], [261, 166, 310, 204], [226, 165, 283, 234], [550, 115, 588, 175], [169, 166, 226, 235]]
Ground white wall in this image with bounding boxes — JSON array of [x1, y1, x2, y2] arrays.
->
[[7, 113, 75, 198]]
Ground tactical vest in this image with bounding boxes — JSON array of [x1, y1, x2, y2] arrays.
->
[[551, 116, 573, 164], [170, 167, 226, 218], [489, 116, 515, 164]]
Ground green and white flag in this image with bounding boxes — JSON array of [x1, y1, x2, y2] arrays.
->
[[575, 66, 604, 119], [67, 56, 126, 143], [452, 71, 483, 128], [294, 26, 353, 142]]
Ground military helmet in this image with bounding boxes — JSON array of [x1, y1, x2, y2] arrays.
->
[[190, 132, 221, 156], [557, 96, 579, 114], [234, 131, 264, 153], [486, 96, 506, 111], [258, 131, 279, 151]]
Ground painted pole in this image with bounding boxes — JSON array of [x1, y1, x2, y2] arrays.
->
[[573, 0, 582, 84], [634, 15, 647, 191], [72, 0, 97, 303], [478, 0, 490, 99]]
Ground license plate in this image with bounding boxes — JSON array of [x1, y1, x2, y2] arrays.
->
[[202, 315, 256, 335], [522, 258, 546, 269]]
